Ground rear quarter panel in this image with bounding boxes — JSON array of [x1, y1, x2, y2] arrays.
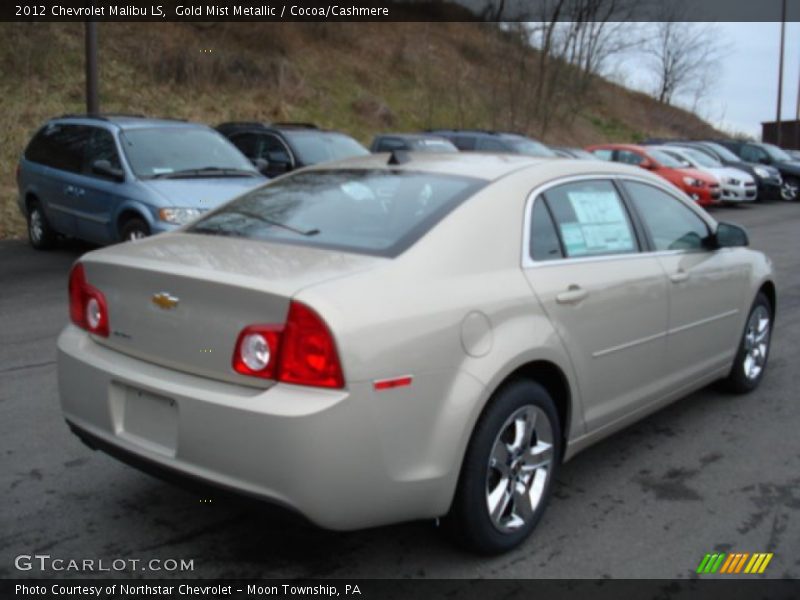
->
[[294, 167, 584, 500]]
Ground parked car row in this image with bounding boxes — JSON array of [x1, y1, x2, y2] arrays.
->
[[16, 115, 800, 250]]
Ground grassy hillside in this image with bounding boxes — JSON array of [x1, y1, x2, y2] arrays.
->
[[0, 22, 724, 239]]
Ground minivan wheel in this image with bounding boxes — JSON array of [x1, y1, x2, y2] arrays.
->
[[723, 292, 772, 394], [120, 217, 150, 242], [27, 201, 56, 250], [446, 380, 561, 555]]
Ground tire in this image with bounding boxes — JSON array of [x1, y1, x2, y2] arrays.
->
[[119, 217, 150, 242], [446, 379, 561, 555], [722, 292, 773, 394], [27, 200, 57, 250], [780, 177, 798, 202]]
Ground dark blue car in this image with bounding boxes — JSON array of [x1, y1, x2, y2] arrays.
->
[[17, 114, 266, 249]]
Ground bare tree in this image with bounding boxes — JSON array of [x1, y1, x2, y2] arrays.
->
[[644, 11, 725, 106]]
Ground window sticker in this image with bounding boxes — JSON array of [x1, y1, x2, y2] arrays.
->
[[564, 190, 635, 255], [559, 222, 587, 256]]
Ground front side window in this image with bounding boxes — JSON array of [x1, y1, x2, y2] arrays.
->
[[616, 150, 643, 166], [543, 180, 638, 258], [261, 134, 293, 165], [740, 145, 768, 164], [623, 181, 710, 251], [188, 169, 485, 257], [83, 128, 122, 176], [120, 127, 257, 178]]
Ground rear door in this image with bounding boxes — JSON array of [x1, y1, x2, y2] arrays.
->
[[24, 123, 88, 235], [523, 178, 670, 431], [620, 180, 749, 383]]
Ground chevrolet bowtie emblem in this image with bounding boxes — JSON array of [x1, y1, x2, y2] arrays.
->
[[152, 292, 179, 310]]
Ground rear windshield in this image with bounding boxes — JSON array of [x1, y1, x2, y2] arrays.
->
[[508, 139, 556, 157], [284, 132, 369, 165], [188, 169, 486, 257]]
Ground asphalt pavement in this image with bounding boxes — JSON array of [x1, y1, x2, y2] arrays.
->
[[1, 202, 798, 579]]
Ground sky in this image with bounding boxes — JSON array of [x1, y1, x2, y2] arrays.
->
[[611, 22, 800, 139]]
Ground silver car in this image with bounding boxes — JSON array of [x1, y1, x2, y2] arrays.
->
[[58, 154, 776, 554], [658, 145, 757, 203]]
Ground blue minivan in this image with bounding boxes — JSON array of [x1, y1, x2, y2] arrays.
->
[[17, 115, 266, 249]]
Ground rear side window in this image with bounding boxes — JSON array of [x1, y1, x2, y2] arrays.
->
[[25, 123, 89, 173], [529, 198, 563, 261], [543, 180, 638, 258], [623, 181, 709, 251], [189, 169, 486, 257], [452, 135, 476, 151], [616, 150, 643, 166], [591, 149, 613, 161], [476, 137, 508, 152], [374, 138, 406, 152]]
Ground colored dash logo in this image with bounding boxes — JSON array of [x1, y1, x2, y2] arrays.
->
[[697, 552, 773, 574]]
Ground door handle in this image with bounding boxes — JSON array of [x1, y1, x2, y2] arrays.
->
[[64, 185, 75, 196], [669, 270, 689, 284], [556, 285, 588, 305]]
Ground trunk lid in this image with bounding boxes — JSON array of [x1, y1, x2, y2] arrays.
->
[[81, 233, 385, 386]]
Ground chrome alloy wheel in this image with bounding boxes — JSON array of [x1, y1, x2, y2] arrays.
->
[[127, 229, 146, 241], [742, 305, 770, 381], [486, 405, 554, 533], [29, 209, 44, 243], [781, 180, 798, 201]]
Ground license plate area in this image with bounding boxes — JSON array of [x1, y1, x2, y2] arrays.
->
[[112, 384, 179, 456]]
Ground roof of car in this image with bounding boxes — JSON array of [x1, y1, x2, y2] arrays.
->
[[374, 133, 451, 141], [301, 151, 653, 183], [53, 114, 201, 130], [427, 129, 532, 140], [587, 143, 649, 153]]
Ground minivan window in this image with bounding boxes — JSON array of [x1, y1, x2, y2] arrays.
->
[[188, 169, 485, 257], [84, 127, 122, 176], [543, 180, 637, 258], [623, 181, 710, 251], [120, 127, 256, 178], [25, 123, 89, 173]]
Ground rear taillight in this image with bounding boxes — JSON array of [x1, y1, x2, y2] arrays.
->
[[232, 300, 344, 389], [68, 263, 109, 337]]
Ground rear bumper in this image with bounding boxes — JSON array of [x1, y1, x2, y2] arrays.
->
[[57, 325, 460, 530]]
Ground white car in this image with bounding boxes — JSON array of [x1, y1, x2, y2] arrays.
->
[[657, 145, 756, 203]]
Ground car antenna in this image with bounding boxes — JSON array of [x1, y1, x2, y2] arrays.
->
[[388, 150, 410, 165]]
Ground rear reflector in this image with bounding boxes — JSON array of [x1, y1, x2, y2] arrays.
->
[[373, 376, 413, 391], [68, 263, 109, 337]]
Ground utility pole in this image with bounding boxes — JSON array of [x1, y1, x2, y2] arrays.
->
[[85, 21, 99, 115], [775, 0, 786, 145]]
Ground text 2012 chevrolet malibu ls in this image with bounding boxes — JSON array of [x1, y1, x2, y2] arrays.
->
[[58, 153, 776, 554]]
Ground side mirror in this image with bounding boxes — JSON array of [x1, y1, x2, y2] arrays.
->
[[640, 159, 656, 170], [758, 156, 771, 165], [92, 159, 124, 182], [714, 222, 749, 248], [251, 157, 270, 174]]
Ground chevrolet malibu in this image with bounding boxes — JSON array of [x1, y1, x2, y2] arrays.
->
[[58, 154, 776, 554]]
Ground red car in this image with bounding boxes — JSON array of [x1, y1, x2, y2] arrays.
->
[[586, 143, 721, 206]]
